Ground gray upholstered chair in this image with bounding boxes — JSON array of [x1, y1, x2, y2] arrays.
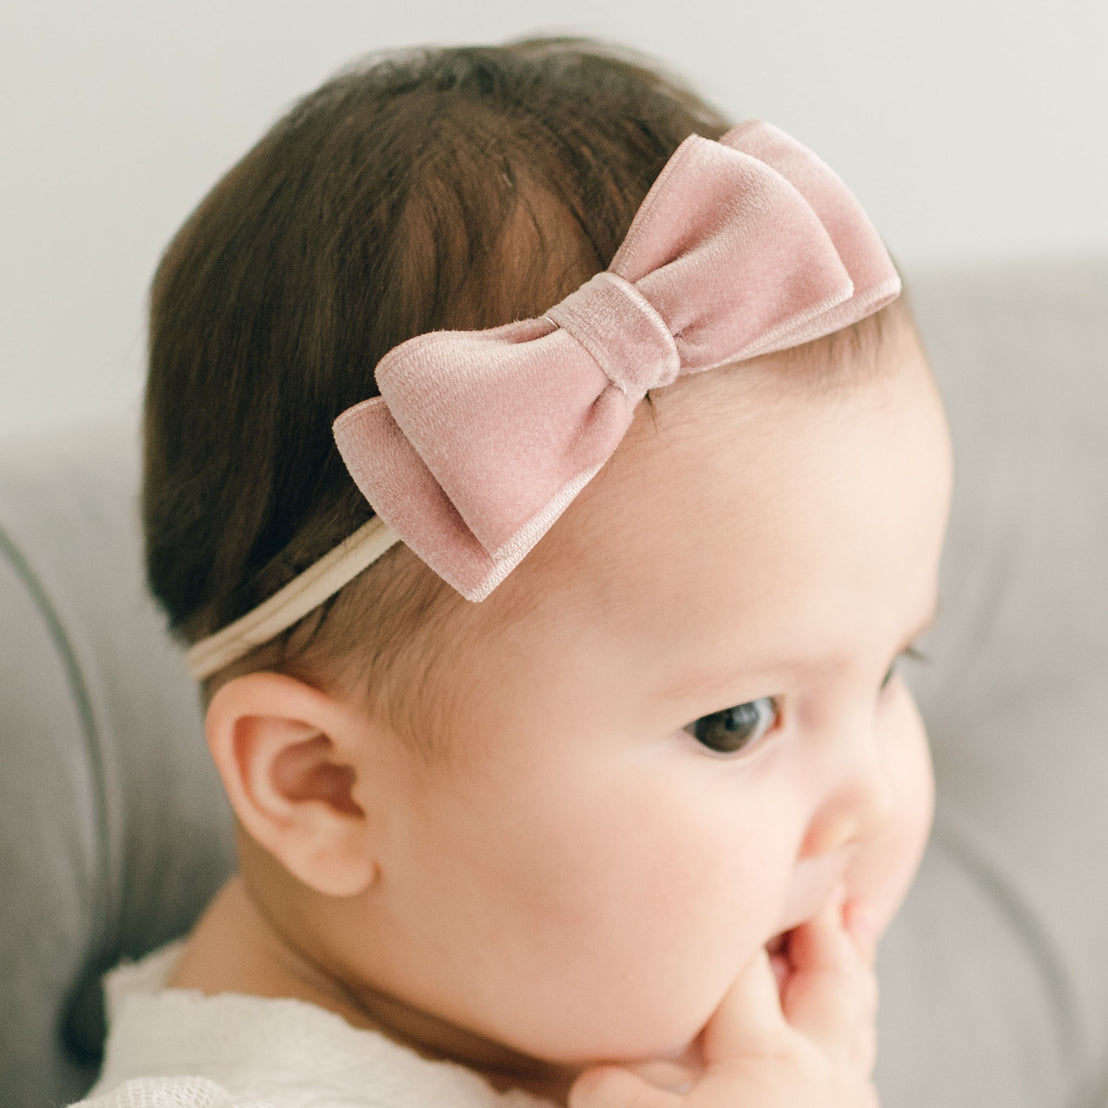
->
[[2, 257, 1107, 1108], [0, 420, 234, 1106]]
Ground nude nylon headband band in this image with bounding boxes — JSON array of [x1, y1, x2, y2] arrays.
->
[[186, 120, 901, 681], [186, 518, 400, 679]]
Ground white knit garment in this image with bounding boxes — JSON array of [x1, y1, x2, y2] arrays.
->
[[71, 945, 557, 1108]]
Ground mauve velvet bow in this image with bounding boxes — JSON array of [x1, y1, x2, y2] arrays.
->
[[332, 120, 901, 600]]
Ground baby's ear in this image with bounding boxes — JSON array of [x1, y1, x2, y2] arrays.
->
[[205, 671, 379, 898]]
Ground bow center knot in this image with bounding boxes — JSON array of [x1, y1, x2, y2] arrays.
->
[[545, 271, 680, 397]]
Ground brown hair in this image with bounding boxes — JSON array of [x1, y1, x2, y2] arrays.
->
[[143, 38, 731, 687]]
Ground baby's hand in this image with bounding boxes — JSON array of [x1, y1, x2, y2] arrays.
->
[[569, 900, 879, 1108]]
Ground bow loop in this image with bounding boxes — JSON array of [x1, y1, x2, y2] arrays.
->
[[333, 121, 901, 601]]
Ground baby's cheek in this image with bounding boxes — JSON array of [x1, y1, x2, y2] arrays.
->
[[849, 701, 934, 933]]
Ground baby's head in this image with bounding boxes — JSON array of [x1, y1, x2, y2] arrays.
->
[[144, 38, 951, 1093]]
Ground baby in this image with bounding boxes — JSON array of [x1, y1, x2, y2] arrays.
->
[[74, 37, 951, 1108]]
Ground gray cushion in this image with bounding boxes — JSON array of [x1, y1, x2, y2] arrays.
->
[[877, 257, 1108, 1105], [0, 421, 234, 1107], [0, 257, 1105, 1108]]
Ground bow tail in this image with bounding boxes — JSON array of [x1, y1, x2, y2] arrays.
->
[[335, 397, 614, 600]]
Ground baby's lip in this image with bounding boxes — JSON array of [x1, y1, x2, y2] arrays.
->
[[770, 868, 850, 942]]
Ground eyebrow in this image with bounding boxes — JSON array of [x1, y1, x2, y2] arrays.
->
[[662, 597, 942, 705]]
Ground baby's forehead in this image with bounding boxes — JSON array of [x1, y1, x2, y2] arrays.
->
[[382, 323, 947, 752], [597, 325, 920, 511], [485, 325, 945, 652]]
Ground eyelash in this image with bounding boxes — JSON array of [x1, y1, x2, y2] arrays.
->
[[686, 645, 930, 756], [881, 644, 929, 690]]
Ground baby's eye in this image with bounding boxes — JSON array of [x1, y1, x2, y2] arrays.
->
[[686, 697, 779, 755]]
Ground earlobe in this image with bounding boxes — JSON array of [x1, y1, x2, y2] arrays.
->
[[206, 671, 379, 898]]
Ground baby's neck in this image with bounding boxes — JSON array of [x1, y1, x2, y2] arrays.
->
[[169, 877, 577, 1103]]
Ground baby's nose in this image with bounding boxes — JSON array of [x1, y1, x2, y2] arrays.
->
[[799, 728, 897, 858]]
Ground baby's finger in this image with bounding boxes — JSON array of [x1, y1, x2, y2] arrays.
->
[[844, 898, 880, 967], [569, 1064, 681, 1108], [785, 899, 852, 980], [700, 948, 787, 1063], [783, 902, 878, 1059]]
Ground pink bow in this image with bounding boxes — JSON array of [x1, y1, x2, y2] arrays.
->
[[333, 121, 901, 600]]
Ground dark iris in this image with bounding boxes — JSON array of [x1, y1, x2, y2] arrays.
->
[[690, 697, 777, 754]]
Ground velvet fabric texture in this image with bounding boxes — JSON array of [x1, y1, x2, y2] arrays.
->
[[5, 259, 1108, 1108], [333, 120, 901, 601]]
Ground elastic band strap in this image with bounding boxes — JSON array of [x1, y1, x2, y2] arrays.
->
[[186, 517, 402, 680]]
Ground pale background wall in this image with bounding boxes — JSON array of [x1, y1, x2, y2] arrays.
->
[[2, 0, 1105, 436]]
